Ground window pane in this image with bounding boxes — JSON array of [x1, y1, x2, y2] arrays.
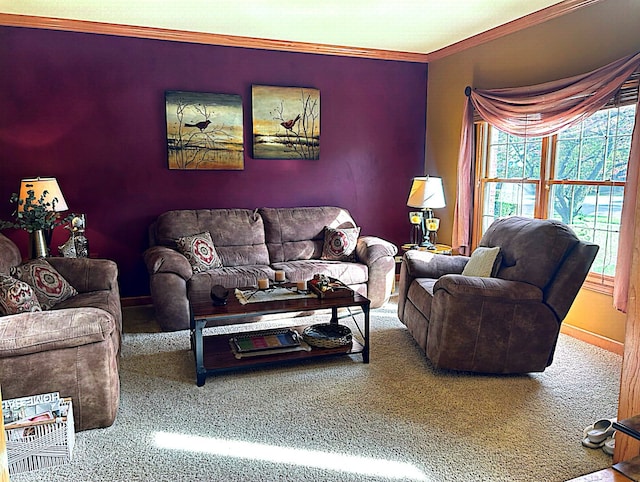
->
[[608, 104, 635, 181], [524, 139, 542, 178], [488, 144, 507, 177], [555, 105, 635, 181], [549, 184, 623, 276], [482, 182, 536, 231], [506, 143, 524, 178], [488, 127, 541, 179]]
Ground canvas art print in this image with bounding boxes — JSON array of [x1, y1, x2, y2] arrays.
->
[[252, 85, 320, 160], [165, 91, 244, 170]]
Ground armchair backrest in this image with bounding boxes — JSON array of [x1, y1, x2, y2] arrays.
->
[[480, 217, 580, 288], [0, 233, 22, 275], [544, 241, 599, 321], [479, 216, 598, 321]]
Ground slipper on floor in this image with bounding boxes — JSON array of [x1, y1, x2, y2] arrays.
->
[[587, 418, 616, 444], [603, 432, 616, 455], [582, 436, 605, 449]]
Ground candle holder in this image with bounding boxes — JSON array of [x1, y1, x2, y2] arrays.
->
[[408, 211, 423, 247]]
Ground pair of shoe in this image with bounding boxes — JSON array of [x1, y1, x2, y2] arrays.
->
[[582, 418, 616, 454], [603, 432, 616, 455]]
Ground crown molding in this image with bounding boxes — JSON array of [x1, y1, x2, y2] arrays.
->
[[427, 0, 604, 61], [0, 0, 600, 63], [0, 13, 429, 63]]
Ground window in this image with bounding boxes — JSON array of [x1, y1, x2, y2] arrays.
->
[[474, 102, 636, 293]]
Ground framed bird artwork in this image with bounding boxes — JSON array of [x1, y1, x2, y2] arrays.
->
[[252, 85, 320, 160], [165, 90, 244, 170]]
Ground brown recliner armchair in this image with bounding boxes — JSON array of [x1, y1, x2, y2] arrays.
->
[[397, 217, 598, 374], [0, 233, 122, 431]]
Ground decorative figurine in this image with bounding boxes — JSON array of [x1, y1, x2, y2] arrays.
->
[[58, 235, 76, 258], [59, 214, 89, 258]]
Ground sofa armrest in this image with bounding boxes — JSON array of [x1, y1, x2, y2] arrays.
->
[[143, 246, 193, 281], [355, 236, 397, 266], [355, 236, 397, 308], [434, 275, 543, 302], [403, 250, 469, 279], [47, 257, 119, 294], [0, 307, 116, 357]]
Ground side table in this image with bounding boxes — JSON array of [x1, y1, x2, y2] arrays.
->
[[400, 243, 453, 255]]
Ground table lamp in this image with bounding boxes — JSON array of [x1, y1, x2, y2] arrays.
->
[[18, 177, 69, 257], [406, 176, 446, 249]]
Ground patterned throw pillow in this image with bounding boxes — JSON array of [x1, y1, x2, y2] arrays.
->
[[321, 226, 361, 262], [11, 259, 78, 310], [0, 274, 42, 315], [176, 231, 223, 273]]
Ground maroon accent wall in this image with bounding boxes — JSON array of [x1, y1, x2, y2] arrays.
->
[[0, 26, 427, 297]]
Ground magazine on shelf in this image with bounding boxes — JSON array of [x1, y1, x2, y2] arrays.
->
[[229, 328, 312, 359]]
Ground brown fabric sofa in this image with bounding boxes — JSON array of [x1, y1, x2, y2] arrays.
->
[[144, 206, 398, 331], [0, 233, 121, 431], [397, 216, 598, 374]]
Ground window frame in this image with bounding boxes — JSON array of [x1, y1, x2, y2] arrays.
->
[[473, 110, 632, 295]]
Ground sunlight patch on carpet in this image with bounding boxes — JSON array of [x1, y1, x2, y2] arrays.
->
[[154, 431, 429, 480]]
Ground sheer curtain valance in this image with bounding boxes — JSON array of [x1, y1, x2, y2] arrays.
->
[[453, 51, 640, 311]]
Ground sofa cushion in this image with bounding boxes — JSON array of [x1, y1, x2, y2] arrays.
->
[[11, 259, 78, 310], [188, 266, 274, 292], [0, 274, 42, 315], [461, 246, 501, 277], [260, 207, 358, 263], [321, 226, 360, 262], [271, 260, 368, 285], [153, 209, 270, 267], [176, 231, 223, 273]]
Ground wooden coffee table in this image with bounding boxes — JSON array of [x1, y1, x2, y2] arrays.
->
[[189, 286, 371, 386]]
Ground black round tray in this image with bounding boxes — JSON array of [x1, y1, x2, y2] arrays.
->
[[302, 323, 352, 348]]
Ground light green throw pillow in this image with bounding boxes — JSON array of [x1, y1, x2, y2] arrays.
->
[[461, 246, 501, 277]]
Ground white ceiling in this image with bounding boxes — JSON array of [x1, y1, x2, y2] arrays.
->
[[0, 0, 568, 55]]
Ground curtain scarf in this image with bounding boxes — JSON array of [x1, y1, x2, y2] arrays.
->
[[454, 52, 640, 312]]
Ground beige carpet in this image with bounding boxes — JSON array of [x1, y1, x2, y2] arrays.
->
[[10, 298, 620, 481]]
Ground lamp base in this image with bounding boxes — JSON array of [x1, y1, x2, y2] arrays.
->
[[419, 240, 436, 250]]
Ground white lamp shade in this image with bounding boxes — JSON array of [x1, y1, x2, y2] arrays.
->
[[407, 176, 446, 209], [18, 177, 69, 212]]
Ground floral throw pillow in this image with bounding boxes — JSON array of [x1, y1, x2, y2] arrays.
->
[[11, 259, 78, 310], [321, 226, 361, 262], [0, 274, 42, 315], [176, 231, 223, 273]]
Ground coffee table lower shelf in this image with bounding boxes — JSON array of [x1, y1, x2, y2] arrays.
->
[[199, 325, 364, 379]]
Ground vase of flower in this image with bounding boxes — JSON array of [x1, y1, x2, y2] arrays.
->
[[30, 229, 49, 258], [0, 188, 73, 258]]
